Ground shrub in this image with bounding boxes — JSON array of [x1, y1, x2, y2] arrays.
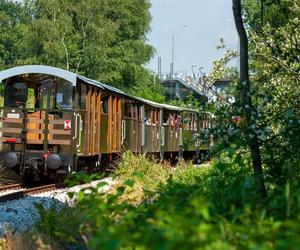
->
[[25, 151, 300, 250]]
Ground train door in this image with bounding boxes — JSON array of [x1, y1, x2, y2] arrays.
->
[[122, 102, 140, 153], [132, 104, 140, 152], [73, 83, 86, 156], [152, 108, 160, 153], [84, 86, 101, 156]]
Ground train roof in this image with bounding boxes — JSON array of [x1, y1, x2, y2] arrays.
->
[[0, 65, 199, 113]]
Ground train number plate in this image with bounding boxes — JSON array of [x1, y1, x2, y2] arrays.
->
[[7, 113, 20, 119]]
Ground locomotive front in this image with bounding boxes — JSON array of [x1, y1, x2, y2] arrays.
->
[[0, 66, 78, 181]]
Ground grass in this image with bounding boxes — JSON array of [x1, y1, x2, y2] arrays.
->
[[13, 151, 300, 249], [113, 152, 173, 203]]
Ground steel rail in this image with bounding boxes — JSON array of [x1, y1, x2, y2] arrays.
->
[[0, 183, 22, 193], [0, 183, 65, 203]]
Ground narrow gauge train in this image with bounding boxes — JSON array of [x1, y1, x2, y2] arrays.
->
[[0, 65, 213, 181]]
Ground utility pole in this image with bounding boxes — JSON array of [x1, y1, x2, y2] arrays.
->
[[232, 0, 267, 198], [170, 25, 187, 78], [158, 57, 162, 80]]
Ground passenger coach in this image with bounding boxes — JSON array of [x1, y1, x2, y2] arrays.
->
[[0, 65, 212, 181]]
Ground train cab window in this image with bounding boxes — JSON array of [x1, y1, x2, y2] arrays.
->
[[56, 78, 73, 109], [26, 88, 35, 109], [101, 97, 108, 114], [39, 79, 54, 109], [4, 81, 28, 108]]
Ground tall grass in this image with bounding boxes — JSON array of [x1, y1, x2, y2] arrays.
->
[[113, 152, 173, 203], [18, 151, 300, 249]]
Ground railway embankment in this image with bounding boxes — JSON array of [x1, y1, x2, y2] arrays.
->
[[0, 177, 116, 238]]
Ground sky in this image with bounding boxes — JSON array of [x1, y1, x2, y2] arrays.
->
[[146, 0, 238, 76]]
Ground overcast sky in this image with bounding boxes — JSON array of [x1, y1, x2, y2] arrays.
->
[[146, 0, 238, 75]]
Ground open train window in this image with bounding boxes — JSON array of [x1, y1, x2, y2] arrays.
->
[[145, 108, 152, 125], [101, 97, 108, 114], [163, 112, 169, 125], [56, 78, 73, 109]]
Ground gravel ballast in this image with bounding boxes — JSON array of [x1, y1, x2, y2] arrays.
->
[[0, 177, 115, 237]]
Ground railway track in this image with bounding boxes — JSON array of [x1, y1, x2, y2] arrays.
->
[[0, 183, 22, 193], [0, 183, 65, 203]]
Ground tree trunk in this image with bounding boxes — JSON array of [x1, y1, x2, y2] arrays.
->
[[232, 0, 267, 198]]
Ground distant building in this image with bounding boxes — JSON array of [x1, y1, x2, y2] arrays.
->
[[211, 79, 232, 102], [160, 72, 233, 104], [213, 79, 231, 93], [161, 77, 208, 103]]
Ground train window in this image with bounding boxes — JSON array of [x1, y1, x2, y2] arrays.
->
[[146, 111, 151, 124], [79, 84, 86, 109], [124, 103, 132, 118], [26, 88, 35, 109], [175, 114, 182, 127], [56, 78, 73, 109], [101, 97, 108, 114], [189, 113, 193, 130], [163, 112, 169, 125], [39, 79, 54, 109], [144, 108, 152, 125], [153, 109, 159, 125], [4, 82, 28, 107], [193, 114, 197, 131], [137, 106, 142, 121], [133, 105, 138, 120], [183, 117, 189, 130]]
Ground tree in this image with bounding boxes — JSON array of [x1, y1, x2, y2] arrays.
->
[[243, 0, 300, 185], [0, 0, 25, 68], [232, 0, 267, 197], [0, 0, 164, 101]]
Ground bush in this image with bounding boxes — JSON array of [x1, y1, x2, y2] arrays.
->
[[26, 151, 300, 250]]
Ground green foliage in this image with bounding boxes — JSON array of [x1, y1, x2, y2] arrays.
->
[[32, 152, 300, 250], [114, 151, 171, 193], [0, 0, 25, 69], [206, 38, 238, 85], [241, 0, 300, 185], [12, 1, 300, 249], [126, 70, 166, 103], [169, 93, 202, 110], [34, 203, 86, 247], [0, 0, 165, 102]]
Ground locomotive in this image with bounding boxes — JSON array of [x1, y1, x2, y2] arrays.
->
[[0, 65, 213, 181]]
